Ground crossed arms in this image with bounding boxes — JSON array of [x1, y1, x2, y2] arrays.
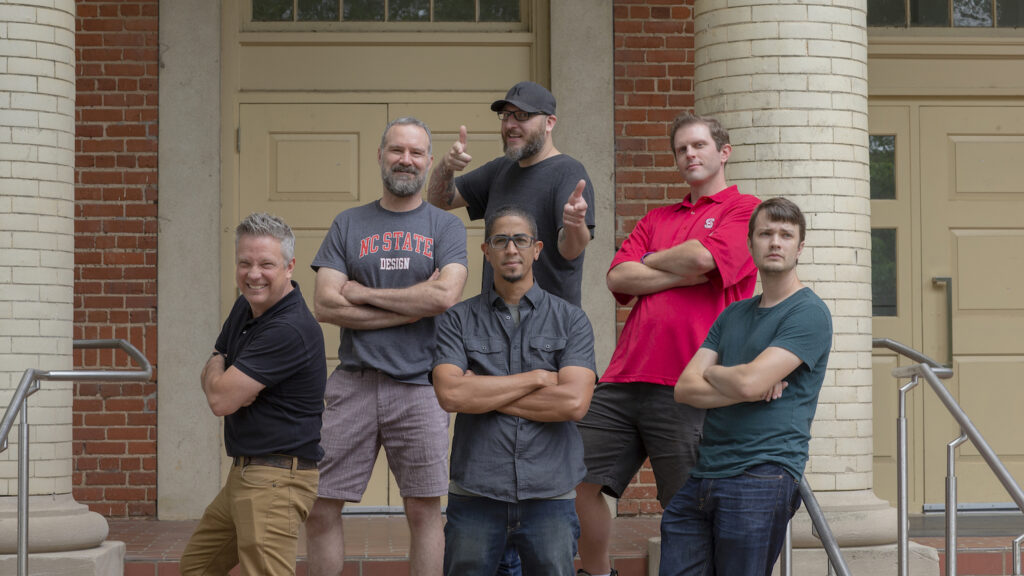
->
[[313, 262, 468, 330], [674, 346, 801, 409], [200, 352, 264, 417], [433, 364, 596, 423], [606, 239, 713, 300]]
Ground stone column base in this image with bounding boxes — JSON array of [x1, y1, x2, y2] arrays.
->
[[0, 540, 125, 576], [790, 489, 898, 547], [647, 539, 938, 576], [0, 494, 108, 553]]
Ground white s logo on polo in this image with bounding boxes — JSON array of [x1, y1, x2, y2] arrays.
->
[[705, 218, 715, 229]]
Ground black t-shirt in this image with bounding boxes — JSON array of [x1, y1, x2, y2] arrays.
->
[[456, 154, 596, 306], [215, 282, 326, 460]]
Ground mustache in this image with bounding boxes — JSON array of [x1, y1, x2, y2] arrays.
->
[[391, 164, 419, 175]]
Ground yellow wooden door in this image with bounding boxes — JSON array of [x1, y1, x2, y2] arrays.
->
[[918, 105, 1024, 508], [869, 105, 923, 508]]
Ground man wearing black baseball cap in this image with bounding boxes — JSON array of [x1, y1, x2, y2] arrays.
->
[[427, 81, 596, 309]]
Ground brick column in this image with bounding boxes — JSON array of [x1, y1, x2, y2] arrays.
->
[[0, 0, 114, 564], [693, 0, 897, 547]]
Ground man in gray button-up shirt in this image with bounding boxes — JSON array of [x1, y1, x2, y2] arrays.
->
[[433, 206, 597, 576]]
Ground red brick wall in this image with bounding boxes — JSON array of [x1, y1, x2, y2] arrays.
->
[[72, 0, 159, 517], [613, 0, 695, 516]]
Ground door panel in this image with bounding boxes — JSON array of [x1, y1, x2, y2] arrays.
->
[[919, 106, 1024, 506], [869, 105, 922, 507]]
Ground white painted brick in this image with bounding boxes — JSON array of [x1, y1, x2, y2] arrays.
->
[[0, 39, 37, 59], [808, 39, 854, 59], [726, 56, 779, 76], [696, 60, 728, 81], [36, 6, 75, 31], [753, 74, 808, 91], [832, 92, 868, 114], [781, 160, 833, 178], [804, 473, 836, 491], [780, 126, 833, 143], [8, 22, 54, 43], [808, 74, 852, 92], [713, 75, 753, 94], [696, 24, 728, 46], [779, 56, 831, 74], [813, 403, 836, 420], [808, 5, 854, 24], [836, 299, 872, 317], [809, 109, 853, 127], [0, 5, 38, 24], [743, 177, 811, 196], [811, 143, 856, 161], [11, 126, 56, 147], [834, 160, 869, 180], [751, 38, 808, 57], [698, 6, 754, 28], [730, 126, 781, 144], [755, 142, 810, 160], [13, 92, 57, 114], [795, 194, 837, 212], [695, 93, 729, 115], [37, 146, 72, 166], [727, 160, 782, 180], [835, 230, 870, 249], [36, 41, 72, 65], [715, 110, 753, 129], [37, 214, 70, 233], [751, 4, 808, 22], [37, 110, 71, 132], [833, 126, 867, 146], [12, 301, 68, 320], [832, 57, 868, 80], [727, 22, 779, 42], [834, 195, 869, 214], [39, 250, 73, 270], [752, 109, 808, 127], [809, 437, 836, 456], [37, 76, 73, 99], [810, 419, 858, 438], [708, 40, 753, 62], [780, 22, 833, 40], [832, 22, 867, 44], [8, 56, 52, 77], [815, 283, 860, 301], [798, 264, 836, 282], [11, 160, 56, 181], [39, 286, 72, 305], [727, 90, 781, 110]]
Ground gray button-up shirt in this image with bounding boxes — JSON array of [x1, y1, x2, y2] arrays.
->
[[433, 282, 596, 502]]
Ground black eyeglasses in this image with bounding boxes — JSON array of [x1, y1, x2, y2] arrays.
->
[[496, 110, 543, 122], [485, 234, 537, 250]]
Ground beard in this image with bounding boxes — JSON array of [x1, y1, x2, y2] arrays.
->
[[382, 164, 426, 197], [503, 128, 545, 163]]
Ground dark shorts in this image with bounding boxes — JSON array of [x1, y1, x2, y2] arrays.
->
[[577, 382, 705, 508]]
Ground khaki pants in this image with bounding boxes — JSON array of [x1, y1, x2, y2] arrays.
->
[[180, 462, 318, 576]]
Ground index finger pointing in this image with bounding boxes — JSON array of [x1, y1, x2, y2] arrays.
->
[[458, 125, 468, 147]]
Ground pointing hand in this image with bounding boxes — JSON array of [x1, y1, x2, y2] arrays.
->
[[562, 179, 588, 229], [445, 125, 472, 172]]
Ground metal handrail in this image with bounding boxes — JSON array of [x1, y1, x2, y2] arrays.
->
[[779, 477, 853, 576], [0, 339, 152, 576]]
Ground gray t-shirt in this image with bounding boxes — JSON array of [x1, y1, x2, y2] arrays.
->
[[312, 200, 468, 385], [456, 154, 595, 306]]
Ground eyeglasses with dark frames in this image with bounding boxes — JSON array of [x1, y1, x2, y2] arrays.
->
[[496, 110, 543, 122], [485, 234, 537, 250]]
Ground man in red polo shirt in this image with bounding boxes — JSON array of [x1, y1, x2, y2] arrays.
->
[[574, 113, 760, 576]]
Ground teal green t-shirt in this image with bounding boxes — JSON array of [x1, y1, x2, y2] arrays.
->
[[692, 287, 832, 481]]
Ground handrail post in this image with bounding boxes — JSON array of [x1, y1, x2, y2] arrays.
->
[[799, 477, 852, 576], [1013, 533, 1023, 575], [18, 394, 29, 576], [897, 376, 918, 576], [780, 521, 792, 576], [946, 433, 968, 576]]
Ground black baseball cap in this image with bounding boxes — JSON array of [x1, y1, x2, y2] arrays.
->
[[490, 81, 557, 115]]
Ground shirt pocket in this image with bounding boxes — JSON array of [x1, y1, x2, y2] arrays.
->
[[526, 336, 567, 371], [464, 337, 506, 376]]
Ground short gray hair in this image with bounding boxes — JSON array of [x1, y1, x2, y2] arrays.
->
[[381, 116, 433, 155], [236, 212, 295, 261]]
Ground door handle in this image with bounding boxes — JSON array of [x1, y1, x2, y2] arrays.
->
[[932, 276, 953, 367]]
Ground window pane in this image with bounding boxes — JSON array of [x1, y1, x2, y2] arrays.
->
[[954, 0, 993, 25], [390, 0, 430, 21], [872, 228, 898, 317], [435, 0, 475, 21], [299, 0, 339, 20], [870, 135, 896, 200], [911, 0, 950, 26], [253, 0, 294, 21], [480, 0, 520, 22], [344, 0, 384, 21], [997, 0, 1024, 26], [869, 0, 908, 25]]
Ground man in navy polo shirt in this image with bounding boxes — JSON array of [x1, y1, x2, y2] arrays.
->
[[180, 212, 326, 576]]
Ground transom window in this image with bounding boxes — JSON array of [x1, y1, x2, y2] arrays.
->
[[869, 0, 1022, 27], [253, 0, 522, 22]]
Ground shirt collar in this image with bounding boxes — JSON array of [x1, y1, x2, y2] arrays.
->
[[485, 280, 544, 310], [679, 184, 739, 210]]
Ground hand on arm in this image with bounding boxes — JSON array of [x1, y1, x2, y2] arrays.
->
[[427, 125, 470, 209], [432, 364, 558, 414], [642, 239, 717, 278], [200, 352, 265, 417], [341, 262, 468, 318], [557, 179, 591, 260], [498, 365, 596, 422], [702, 346, 802, 403], [313, 267, 418, 330], [606, 260, 709, 299]]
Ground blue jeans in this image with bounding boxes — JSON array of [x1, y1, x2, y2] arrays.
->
[[444, 493, 580, 576], [659, 463, 801, 576]]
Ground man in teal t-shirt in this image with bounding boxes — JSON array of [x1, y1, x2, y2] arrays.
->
[[661, 197, 832, 576]]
